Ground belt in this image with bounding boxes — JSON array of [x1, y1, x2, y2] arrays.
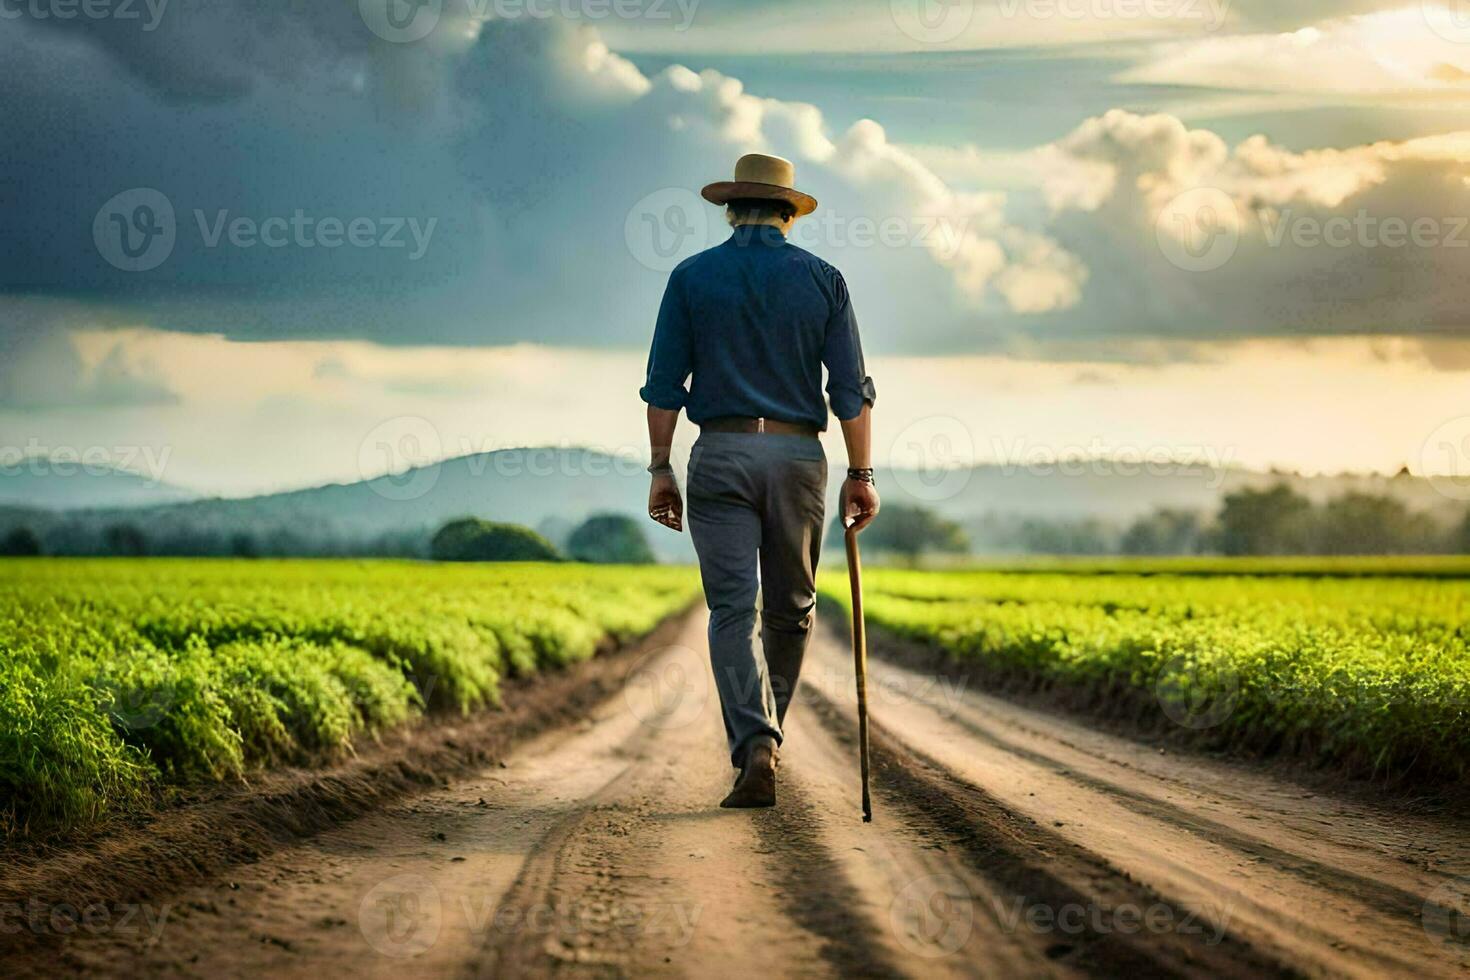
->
[[701, 416, 820, 438]]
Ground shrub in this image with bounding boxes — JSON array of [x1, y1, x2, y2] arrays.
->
[[0, 527, 42, 557], [430, 519, 561, 562], [567, 513, 655, 564]]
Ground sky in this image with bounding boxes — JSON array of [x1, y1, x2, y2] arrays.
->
[[2, 0, 1469, 495]]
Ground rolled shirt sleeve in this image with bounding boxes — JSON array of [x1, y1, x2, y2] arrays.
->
[[639, 268, 693, 411], [822, 271, 876, 420]]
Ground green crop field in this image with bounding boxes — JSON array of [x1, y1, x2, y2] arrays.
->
[[895, 555, 1470, 578], [819, 559, 1470, 782], [0, 559, 699, 838]]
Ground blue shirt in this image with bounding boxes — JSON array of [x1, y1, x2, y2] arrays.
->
[[639, 224, 876, 430]]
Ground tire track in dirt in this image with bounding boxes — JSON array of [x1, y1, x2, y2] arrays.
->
[[470, 644, 720, 979], [905, 689, 1435, 921], [801, 624, 1470, 978], [472, 802, 681, 977], [748, 783, 907, 980], [763, 703, 1087, 979], [802, 689, 1290, 979], [472, 621, 942, 978]]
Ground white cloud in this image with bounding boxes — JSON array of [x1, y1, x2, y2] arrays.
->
[[1119, 7, 1470, 93], [1027, 108, 1470, 343], [599, 0, 1236, 54]]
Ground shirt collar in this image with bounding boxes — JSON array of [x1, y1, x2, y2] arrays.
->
[[730, 223, 788, 247]]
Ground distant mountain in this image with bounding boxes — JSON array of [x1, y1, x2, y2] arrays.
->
[[0, 463, 196, 510], [1, 448, 698, 562], [1, 448, 1460, 561]]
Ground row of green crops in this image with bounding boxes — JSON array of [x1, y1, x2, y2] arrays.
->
[[905, 555, 1470, 578], [818, 561, 1470, 781], [0, 559, 699, 838]]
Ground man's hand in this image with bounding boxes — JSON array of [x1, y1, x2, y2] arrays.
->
[[841, 477, 879, 533], [648, 473, 684, 532]]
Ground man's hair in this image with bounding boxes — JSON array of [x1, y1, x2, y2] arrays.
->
[[726, 197, 797, 223]]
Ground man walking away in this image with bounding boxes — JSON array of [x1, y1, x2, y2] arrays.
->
[[640, 153, 880, 809]]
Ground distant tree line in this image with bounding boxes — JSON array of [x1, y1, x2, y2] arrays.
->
[[0, 519, 434, 559], [827, 504, 970, 563], [1122, 484, 1470, 556], [978, 516, 1118, 556], [0, 511, 659, 564], [958, 486, 1468, 558], [3, 485, 1467, 561]]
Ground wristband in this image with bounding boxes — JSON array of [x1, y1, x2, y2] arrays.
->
[[647, 462, 675, 477], [846, 467, 875, 485]]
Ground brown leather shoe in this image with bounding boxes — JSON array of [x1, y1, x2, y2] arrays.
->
[[721, 738, 777, 808]]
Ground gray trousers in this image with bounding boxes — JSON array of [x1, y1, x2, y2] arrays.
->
[[686, 432, 827, 768]]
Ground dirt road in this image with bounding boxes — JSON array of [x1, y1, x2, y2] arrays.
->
[[18, 610, 1470, 978]]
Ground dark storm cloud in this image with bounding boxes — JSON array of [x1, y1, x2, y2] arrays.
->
[[0, 11, 995, 352], [0, 15, 657, 347], [13, 0, 457, 102], [3, 3, 1470, 362]]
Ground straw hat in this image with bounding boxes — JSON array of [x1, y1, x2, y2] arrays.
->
[[701, 153, 818, 216]]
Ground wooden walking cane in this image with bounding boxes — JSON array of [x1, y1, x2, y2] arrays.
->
[[844, 525, 873, 823]]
